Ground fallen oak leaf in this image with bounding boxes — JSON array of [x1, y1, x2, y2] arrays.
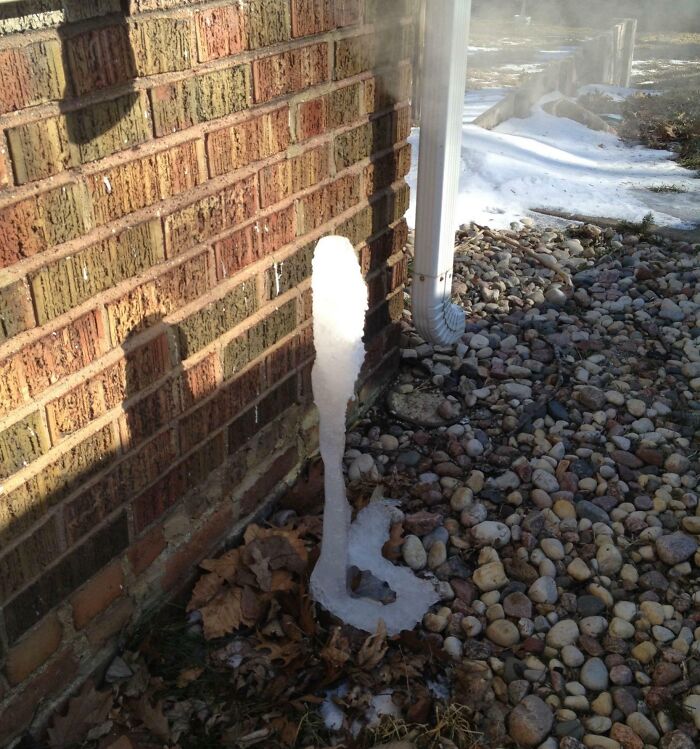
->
[[200, 585, 269, 639], [199, 548, 241, 581], [187, 571, 225, 611], [320, 628, 351, 670], [132, 693, 170, 742], [48, 679, 113, 748]]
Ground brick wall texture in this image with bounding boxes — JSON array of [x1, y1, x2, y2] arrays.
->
[[0, 0, 414, 741]]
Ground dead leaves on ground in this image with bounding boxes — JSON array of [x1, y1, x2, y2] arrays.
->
[[188, 525, 308, 640], [48, 680, 114, 748]]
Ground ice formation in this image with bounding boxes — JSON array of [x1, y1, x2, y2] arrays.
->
[[309, 236, 439, 635]]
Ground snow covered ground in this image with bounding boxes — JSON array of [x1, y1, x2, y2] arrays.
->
[[406, 87, 700, 231]]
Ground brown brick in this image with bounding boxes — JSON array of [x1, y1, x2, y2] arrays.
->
[[46, 332, 171, 441], [0, 648, 79, 747], [86, 596, 134, 647], [151, 65, 251, 137], [63, 428, 178, 545], [163, 174, 258, 256], [0, 477, 46, 549], [195, 4, 247, 62], [4, 612, 63, 686], [15, 310, 106, 399], [0, 278, 34, 344], [222, 299, 297, 379], [105, 250, 210, 345], [0, 41, 65, 115], [0, 409, 51, 481], [0, 516, 62, 601], [335, 108, 411, 171], [0, 183, 92, 268], [64, 24, 136, 96], [291, 0, 361, 37], [160, 505, 234, 593], [206, 106, 290, 178], [4, 513, 128, 643], [182, 352, 219, 409], [262, 242, 313, 301], [130, 16, 193, 76], [295, 172, 361, 234], [128, 524, 166, 576], [119, 378, 181, 449], [247, 0, 291, 48], [87, 140, 203, 226], [363, 142, 412, 197], [5, 116, 75, 184], [335, 33, 375, 79], [294, 81, 364, 139], [240, 444, 299, 516], [253, 43, 329, 103], [71, 561, 124, 629], [259, 144, 329, 208], [214, 203, 296, 280], [30, 221, 165, 325], [177, 277, 258, 359], [364, 63, 413, 113]]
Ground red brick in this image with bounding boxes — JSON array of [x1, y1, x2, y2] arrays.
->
[[364, 142, 412, 197], [64, 25, 136, 96], [206, 106, 289, 178], [4, 613, 63, 686], [182, 352, 219, 409], [119, 378, 181, 449], [86, 596, 134, 647], [0, 649, 78, 747], [128, 525, 166, 576], [0, 277, 34, 344], [0, 41, 65, 115], [240, 445, 299, 516], [214, 204, 296, 280], [259, 145, 329, 208], [253, 43, 329, 103], [70, 560, 124, 629], [290, 0, 361, 37], [195, 5, 247, 62], [160, 504, 234, 593]]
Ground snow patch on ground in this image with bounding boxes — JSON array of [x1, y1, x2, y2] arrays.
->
[[407, 93, 700, 231]]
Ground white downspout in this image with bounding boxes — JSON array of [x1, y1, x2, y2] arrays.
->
[[411, 0, 470, 345]]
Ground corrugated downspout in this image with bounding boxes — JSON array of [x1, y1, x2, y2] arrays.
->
[[412, 0, 471, 345]]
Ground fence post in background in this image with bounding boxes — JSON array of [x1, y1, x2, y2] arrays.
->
[[411, 0, 427, 126]]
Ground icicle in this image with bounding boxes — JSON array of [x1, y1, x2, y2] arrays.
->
[[309, 236, 438, 635]]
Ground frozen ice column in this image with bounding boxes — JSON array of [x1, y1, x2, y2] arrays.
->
[[309, 236, 438, 634]]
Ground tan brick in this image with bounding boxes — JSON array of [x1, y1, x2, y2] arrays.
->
[[0, 278, 35, 344], [86, 596, 134, 647], [0, 41, 65, 114], [105, 250, 210, 345], [363, 142, 412, 197], [262, 241, 313, 301], [87, 141, 202, 226], [259, 144, 329, 208], [30, 221, 165, 325], [293, 79, 364, 139], [71, 561, 124, 629], [253, 43, 329, 103], [206, 106, 290, 178], [177, 277, 258, 359], [335, 33, 375, 79], [5, 116, 75, 184], [335, 109, 410, 170], [130, 16, 193, 76], [64, 24, 136, 96], [195, 4, 247, 62], [247, 0, 291, 48], [0, 409, 51, 481], [163, 174, 258, 256], [151, 65, 250, 137], [4, 613, 63, 686], [291, 0, 360, 37]]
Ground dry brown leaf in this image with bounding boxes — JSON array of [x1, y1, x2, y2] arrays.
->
[[175, 667, 204, 689], [255, 639, 302, 667], [187, 571, 225, 611], [381, 522, 405, 562], [199, 548, 241, 581], [270, 570, 295, 592], [133, 693, 170, 742], [320, 628, 352, 670], [357, 620, 388, 670], [48, 680, 113, 748], [200, 586, 246, 639], [99, 736, 134, 749], [246, 543, 272, 591]]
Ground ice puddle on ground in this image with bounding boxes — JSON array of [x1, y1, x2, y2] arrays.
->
[[407, 88, 699, 231]]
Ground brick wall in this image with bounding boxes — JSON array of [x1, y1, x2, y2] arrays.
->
[[0, 0, 414, 742]]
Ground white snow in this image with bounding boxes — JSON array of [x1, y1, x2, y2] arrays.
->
[[407, 91, 700, 231]]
